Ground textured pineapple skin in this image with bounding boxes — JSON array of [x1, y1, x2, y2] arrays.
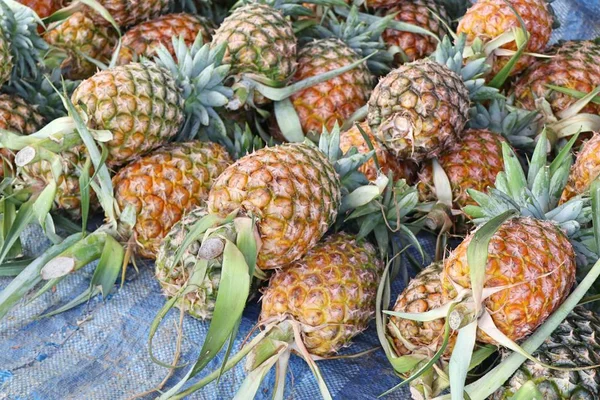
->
[[340, 121, 417, 182], [387, 262, 453, 357], [113, 141, 232, 259], [211, 3, 296, 84], [155, 207, 222, 320], [493, 306, 600, 400], [117, 13, 214, 66], [260, 232, 383, 356], [290, 39, 373, 136], [512, 40, 600, 116], [417, 129, 507, 208], [442, 217, 576, 344], [207, 143, 341, 270], [18, 147, 94, 218], [71, 62, 185, 167], [367, 60, 470, 162], [44, 11, 118, 80], [560, 133, 600, 204], [0, 94, 45, 179], [17, 0, 61, 18], [87, 0, 170, 28], [381, 0, 449, 64], [457, 0, 553, 76], [0, 28, 13, 87]]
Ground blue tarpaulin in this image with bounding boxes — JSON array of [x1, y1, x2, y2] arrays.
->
[[2, 1, 600, 399]]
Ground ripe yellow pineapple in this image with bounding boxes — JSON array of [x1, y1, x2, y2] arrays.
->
[[442, 217, 576, 344], [260, 232, 383, 356], [560, 133, 600, 204], [290, 38, 373, 136], [511, 40, 600, 116], [31, 35, 231, 169], [457, 0, 554, 76], [44, 11, 118, 79], [383, 134, 588, 398], [207, 142, 341, 270], [116, 13, 214, 66], [17, 0, 62, 19], [381, 0, 450, 64], [387, 262, 451, 358], [417, 129, 507, 208], [84, 0, 170, 28], [113, 141, 232, 259], [340, 121, 417, 182], [285, 8, 392, 138]]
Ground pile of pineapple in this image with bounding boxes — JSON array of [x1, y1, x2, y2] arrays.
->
[[2, 0, 600, 398]]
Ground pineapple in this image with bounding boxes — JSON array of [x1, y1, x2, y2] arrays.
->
[[290, 38, 373, 137], [442, 217, 576, 344], [457, 0, 554, 76], [367, 35, 495, 163], [340, 121, 417, 182], [211, 3, 297, 86], [260, 232, 383, 356], [207, 141, 341, 270], [560, 133, 600, 204], [383, 133, 591, 398], [113, 141, 232, 259], [71, 62, 184, 166], [285, 8, 391, 138], [492, 306, 600, 399], [36, 35, 231, 168], [0, 94, 45, 178], [44, 11, 118, 79], [380, 0, 450, 64], [17, 0, 62, 19], [511, 40, 600, 116], [84, 0, 170, 28], [155, 207, 217, 319], [116, 13, 214, 66], [16, 146, 94, 217], [387, 262, 450, 358], [416, 129, 508, 208]]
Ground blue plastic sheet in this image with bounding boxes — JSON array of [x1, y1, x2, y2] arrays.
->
[[2, 1, 600, 398]]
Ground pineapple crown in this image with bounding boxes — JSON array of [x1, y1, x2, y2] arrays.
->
[[468, 98, 541, 152], [153, 34, 234, 141], [2, 69, 80, 121], [343, 176, 421, 260], [211, 122, 270, 160], [432, 34, 501, 102], [464, 132, 591, 240], [313, 123, 373, 195], [300, 6, 394, 75], [0, 0, 47, 82]]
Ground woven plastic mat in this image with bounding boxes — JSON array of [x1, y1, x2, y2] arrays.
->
[[2, 1, 600, 399]]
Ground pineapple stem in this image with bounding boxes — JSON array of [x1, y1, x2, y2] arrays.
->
[[40, 230, 112, 279], [0, 233, 83, 319]]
